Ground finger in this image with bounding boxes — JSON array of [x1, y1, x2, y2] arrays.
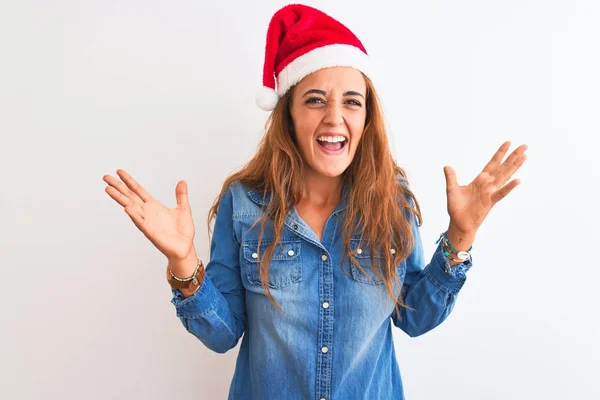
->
[[497, 146, 528, 183], [482, 141, 511, 174], [504, 153, 527, 182], [105, 185, 134, 208], [103, 174, 145, 205], [124, 204, 146, 231], [491, 179, 521, 204], [116, 169, 153, 202], [443, 166, 459, 193], [175, 180, 190, 211]]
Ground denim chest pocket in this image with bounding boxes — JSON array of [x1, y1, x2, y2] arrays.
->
[[242, 239, 302, 289], [349, 238, 405, 286]]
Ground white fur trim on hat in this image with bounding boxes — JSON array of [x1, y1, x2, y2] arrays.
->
[[276, 44, 372, 97]]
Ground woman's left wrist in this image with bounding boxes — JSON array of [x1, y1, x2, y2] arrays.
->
[[446, 222, 477, 252]]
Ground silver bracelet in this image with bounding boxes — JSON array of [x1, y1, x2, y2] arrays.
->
[[169, 257, 202, 283]]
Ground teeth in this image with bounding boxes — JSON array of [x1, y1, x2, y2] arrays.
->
[[317, 135, 347, 143]]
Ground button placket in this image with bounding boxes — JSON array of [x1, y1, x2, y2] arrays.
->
[[316, 242, 333, 398]]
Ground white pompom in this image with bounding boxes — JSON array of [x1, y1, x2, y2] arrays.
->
[[255, 86, 279, 111]]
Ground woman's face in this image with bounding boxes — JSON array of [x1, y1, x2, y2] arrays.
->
[[289, 67, 367, 179]]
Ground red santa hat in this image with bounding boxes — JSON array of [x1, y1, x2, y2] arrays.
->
[[256, 4, 372, 111]]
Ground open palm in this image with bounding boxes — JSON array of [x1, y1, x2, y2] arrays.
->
[[443, 141, 528, 234], [103, 169, 195, 261]]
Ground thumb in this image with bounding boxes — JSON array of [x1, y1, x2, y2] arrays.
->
[[175, 180, 190, 211], [443, 166, 459, 193]]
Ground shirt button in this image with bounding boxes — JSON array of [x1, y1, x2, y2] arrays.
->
[[321, 254, 328, 261], [293, 224, 298, 230], [356, 248, 363, 255], [287, 249, 295, 256], [321, 346, 328, 353], [320, 398, 326, 400], [252, 252, 258, 259], [322, 302, 329, 309], [391, 248, 396, 255]]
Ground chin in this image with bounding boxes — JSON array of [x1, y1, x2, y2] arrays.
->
[[315, 163, 349, 178]]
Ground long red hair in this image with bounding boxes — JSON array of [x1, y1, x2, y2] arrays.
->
[[207, 75, 422, 319]]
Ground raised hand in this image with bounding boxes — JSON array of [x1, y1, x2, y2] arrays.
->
[[103, 169, 196, 262], [443, 141, 528, 235]]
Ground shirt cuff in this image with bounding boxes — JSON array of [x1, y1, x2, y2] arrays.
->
[[427, 242, 473, 294], [443, 255, 473, 279], [170, 275, 219, 319]]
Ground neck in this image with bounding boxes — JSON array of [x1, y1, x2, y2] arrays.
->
[[301, 170, 343, 208]]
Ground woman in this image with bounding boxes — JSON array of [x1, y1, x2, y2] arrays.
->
[[103, 4, 527, 399]]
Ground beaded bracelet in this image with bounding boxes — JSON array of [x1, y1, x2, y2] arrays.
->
[[169, 257, 202, 285], [436, 231, 472, 261], [441, 239, 469, 263], [436, 232, 473, 278]]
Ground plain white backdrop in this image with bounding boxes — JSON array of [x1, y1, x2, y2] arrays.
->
[[1, 0, 598, 399]]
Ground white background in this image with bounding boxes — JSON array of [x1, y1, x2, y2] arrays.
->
[[1, 0, 598, 399]]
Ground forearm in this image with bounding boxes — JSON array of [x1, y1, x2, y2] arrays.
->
[[394, 244, 466, 337], [169, 269, 245, 354]]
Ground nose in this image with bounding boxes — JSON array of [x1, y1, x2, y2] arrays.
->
[[323, 103, 344, 127]]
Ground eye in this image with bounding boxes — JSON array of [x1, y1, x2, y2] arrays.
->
[[346, 99, 362, 107], [305, 97, 326, 105]]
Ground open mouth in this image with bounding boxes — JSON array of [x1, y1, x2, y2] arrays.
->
[[316, 136, 348, 153]]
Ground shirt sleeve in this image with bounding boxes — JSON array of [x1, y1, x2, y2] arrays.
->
[[170, 186, 246, 353], [392, 199, 473, 338]]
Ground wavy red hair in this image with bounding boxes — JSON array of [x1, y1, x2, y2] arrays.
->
[[207, 75, 422, 319]]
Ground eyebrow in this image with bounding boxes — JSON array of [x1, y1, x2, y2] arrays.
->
[[302, 89, 365, 99]]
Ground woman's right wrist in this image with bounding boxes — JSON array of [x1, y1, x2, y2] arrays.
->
[[179, 267, 205, 298], [167, 250, 199, 278]]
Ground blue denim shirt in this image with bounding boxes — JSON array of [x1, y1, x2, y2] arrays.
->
[[171, 180, 473, 400]]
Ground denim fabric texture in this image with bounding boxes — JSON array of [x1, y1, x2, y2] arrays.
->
[[171, 180, 472, 400]]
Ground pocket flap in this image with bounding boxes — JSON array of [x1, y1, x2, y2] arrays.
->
[[350, 238, 385, 259], [243, 239, 301, 263]]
